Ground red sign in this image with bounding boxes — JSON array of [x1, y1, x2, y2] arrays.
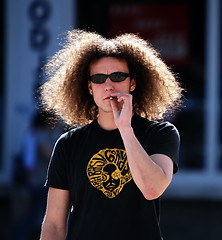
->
[[109, 4, 189, 66]]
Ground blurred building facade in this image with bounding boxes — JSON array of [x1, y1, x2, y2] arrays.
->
[[0, 0, 221, 239]]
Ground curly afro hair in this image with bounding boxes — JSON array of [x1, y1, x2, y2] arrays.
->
[[40, 29, 183, 126]]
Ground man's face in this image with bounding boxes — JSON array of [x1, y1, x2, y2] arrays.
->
[[88, 57, 135, 114], [102, 164, 121, 192]]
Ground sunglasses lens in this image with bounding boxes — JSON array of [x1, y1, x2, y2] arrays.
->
[[90, 74, 107, 83], [110, 72, 129, 82]]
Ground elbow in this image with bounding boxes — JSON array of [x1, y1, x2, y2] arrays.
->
[[143, 175, 173, 200], [41, 219, 67, 240], [137, 174, 172, 200], [143, 190, 161, 201], [142, 185, 167, 200]]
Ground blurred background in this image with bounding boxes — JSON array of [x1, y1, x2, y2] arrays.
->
[[0, 0, 221, 239]]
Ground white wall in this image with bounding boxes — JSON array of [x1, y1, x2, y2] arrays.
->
[[1, 0, 75, 184]]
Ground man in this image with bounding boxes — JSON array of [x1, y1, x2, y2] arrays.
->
[[40, 29, 183, 240]]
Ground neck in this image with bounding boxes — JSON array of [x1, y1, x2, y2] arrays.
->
[[97, 111, 117, 131]]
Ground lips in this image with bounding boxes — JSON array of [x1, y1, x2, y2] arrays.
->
[[104, 96, 116, 100], [105, 96, 111, 99]]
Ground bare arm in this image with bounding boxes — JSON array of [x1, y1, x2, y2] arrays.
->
[[110, 92, 174, 200], [40, 187, 70, 240], [119, 126, 173, 200]]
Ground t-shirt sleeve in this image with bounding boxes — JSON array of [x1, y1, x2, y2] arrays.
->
[[45, 133, 69, 190], [149, 122, 180, 174]]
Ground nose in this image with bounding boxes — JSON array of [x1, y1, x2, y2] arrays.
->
[[104, 77, 114, 91]]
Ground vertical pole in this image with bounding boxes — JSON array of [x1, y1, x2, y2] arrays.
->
[[205, 0, 221, 174]]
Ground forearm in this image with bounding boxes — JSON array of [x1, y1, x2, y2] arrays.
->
[[119, 126, 172, 200], [40, 221, 67, 240]]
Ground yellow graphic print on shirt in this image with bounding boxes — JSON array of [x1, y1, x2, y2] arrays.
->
[[87, 148, 132, 198]]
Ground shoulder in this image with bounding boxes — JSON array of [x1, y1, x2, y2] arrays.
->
[[150, 121, 179, 138], [135, 116, 180, 173], [55, 121, 95, 146], [133, 114, 179, 138]]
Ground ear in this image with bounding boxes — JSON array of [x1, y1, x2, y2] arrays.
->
[[88, 81, 93, 95], [130, 79, 136, 92]]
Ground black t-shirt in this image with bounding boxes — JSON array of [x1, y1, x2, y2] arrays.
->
[[46, 114, 180, 240]]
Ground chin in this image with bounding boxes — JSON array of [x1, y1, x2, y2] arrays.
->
[[99, 107, 113, 113]]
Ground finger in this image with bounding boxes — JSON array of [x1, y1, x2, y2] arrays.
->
[[110, 92, 128, 99], [117, 96, 126, 102], [109, 97, 119, 112], [117, 95, 132, 110]]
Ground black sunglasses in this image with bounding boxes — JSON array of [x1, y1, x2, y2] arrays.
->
[[90, 72, 130, 84]]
